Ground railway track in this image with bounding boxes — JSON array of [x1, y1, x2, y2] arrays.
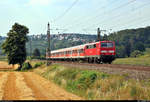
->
[[33, 59, 150, 72], [47, 60, 150, 72], [46, 60, 150, 80]]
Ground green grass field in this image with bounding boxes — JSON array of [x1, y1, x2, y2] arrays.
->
[[112, 54, 150, 66], [33, 63, 150, 100]]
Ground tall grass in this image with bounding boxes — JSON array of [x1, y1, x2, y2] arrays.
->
[[112, 54, 150, 66], [35, 64, 150, 100]]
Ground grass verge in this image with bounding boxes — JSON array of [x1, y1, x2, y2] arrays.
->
[[112, 55, 150, 66], [34, 63, 150, 100]]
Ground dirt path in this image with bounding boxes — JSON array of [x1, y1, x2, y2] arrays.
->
[[2, 73, 20, 100], [0, 72, 82, 100], [0, 61, 18, 70]]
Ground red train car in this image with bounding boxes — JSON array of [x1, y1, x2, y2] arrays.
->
[[46, 41, 116, 64]]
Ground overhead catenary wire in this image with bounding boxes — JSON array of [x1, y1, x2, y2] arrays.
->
[[62, 0, 119, 29], [53, 0, 79, 23], [85, 0, 150, 30], [109, 1, 150, 30], [63, 0, 123, 30], [82, 0, 137, 30], [53, 0, 130, 34], [53, 0, 150, 35]]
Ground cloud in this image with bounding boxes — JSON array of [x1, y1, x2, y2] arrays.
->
[[29, 0, 51, 6]]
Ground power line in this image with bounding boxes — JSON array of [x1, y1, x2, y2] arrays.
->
[[64, 0, 122, 30], [53, 0, 79, 22], [64, 0, 137, 33], [63, 0, 118, 29], [94, 0, 150, 29], [109, 1, 150, 30], [83, 0, 137, 30]]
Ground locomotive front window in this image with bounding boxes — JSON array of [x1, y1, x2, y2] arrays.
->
[[101, 42, 113, 48]]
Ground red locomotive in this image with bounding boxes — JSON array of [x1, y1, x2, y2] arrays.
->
[[46, 41, 116, 64]]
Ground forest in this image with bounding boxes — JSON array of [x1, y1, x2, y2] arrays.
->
[[108, 26, 150, 57]]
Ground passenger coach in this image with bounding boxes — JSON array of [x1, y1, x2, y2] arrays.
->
[[46, 41, 116, 64]]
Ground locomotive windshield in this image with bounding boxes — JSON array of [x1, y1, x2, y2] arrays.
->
[[101, 42, 113, 48]]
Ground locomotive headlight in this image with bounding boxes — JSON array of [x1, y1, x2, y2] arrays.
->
[[109, 50, 114, 53], [101, 50, 107, 53]]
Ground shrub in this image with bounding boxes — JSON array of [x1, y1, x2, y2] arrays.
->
[[56, 69, 79, 80], [130, 50, 143, 58], [130, 86, 137, 97], [33, 62, 44, 68], [75, 71, 98, 90], [21, 62, 32, 71]]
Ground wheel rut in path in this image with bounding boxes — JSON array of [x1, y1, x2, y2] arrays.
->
[[2, 72, 20, 100], [23, 72, 82, 100], [23, 73, 49, 100]]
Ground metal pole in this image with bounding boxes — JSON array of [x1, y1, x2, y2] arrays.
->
[[30, 37, 32, 58], [47, 22, 51, 65], [97, 28, 100, 41]]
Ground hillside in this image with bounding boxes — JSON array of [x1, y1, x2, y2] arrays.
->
[[26, 26, 150, 57], [1, 26, 150, 57], [0, 34, 97, 56], [108, 26, 150, 57], [26, 34, 97, 56], [0, 36, 6, 55]]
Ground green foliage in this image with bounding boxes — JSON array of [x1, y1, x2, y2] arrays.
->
[[108, 26, 150, 57], [130, 86, 137, 97], [21, 62, 32, 71], [37, 64, 150, 100], [112, 56, 150, 66], [33, 48, 41, 59], [134, 42, 145, 52], [1, 26, 150, 58], [130, 50, 143, 58], [76, 71, 98, 90], [56, 69, 79, 80], [33, 62, 45, 68], [25, 34, 97, 56], [144, 48, 150, 55], [1, 23, 29, 70]]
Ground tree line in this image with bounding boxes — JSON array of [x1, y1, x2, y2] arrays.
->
[[106, 26, 150, 57], [1, 23, 150, 70]]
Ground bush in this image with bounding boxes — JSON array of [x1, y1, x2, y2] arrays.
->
[[130, 50, 143, 58], [33, 62, 45, 68], [21, 62, 32, 71], [75, 71, 98, 90], [56, 69, 79, 80]]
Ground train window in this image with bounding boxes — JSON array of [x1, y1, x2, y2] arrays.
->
[[82, 49, 84, 53], [86, 46, 89, 49], [88, 45, 91, 49], [107, 43, 113, 47], [79, 49, 84, 53], [101, 42, 113, 48], [75, 50, 77, 53], [89, 45, 91, 49], [93, 44, 96, 48]]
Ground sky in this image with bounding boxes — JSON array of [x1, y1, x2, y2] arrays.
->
[[0, 0, 150, 36]]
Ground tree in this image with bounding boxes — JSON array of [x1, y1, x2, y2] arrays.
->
[[116, 45, 126, 58], [102, 34, 108, 41], [2, 23, 29, 70], [33, 48, 41, 59], [134, 42, 145, 52], [130, 50, 143, 58], [125, 42, 131, 57]]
